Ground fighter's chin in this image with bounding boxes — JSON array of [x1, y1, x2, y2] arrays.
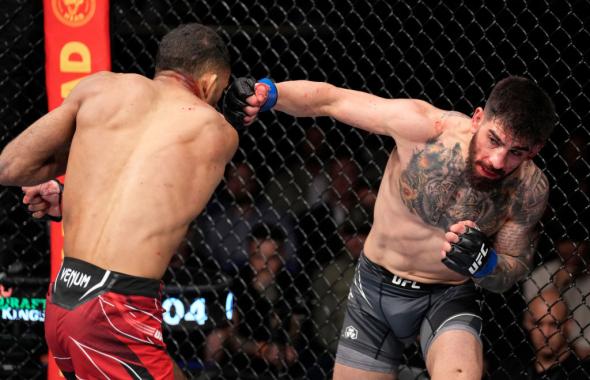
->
[[468, 169, 503, 191], [483, 167, 503, 179]]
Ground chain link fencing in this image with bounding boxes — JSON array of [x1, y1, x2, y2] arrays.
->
[[1, 1, 589, 379]]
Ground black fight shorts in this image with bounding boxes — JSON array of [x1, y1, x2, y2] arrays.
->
[[335, 254, 482, 374]]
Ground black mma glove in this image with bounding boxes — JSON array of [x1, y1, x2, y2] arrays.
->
[[222, 77, 256, 129], [442, 226, 498, 278], [24, 179, 63, 222], [43, 179, 63, 222]]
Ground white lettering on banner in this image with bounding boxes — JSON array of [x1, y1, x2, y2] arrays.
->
[[184, 298, 208, 326], [0, 308, 44, 322], [162, 297, 184, 326], [2, 308, 15, 320], [60, 268, 92, 288], [225, 292, 234, 320], [161, 294, 235, 326]]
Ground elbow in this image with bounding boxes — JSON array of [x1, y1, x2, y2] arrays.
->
[[0, 143, 22, 185], [0, 157, 16, 186], [0, 155, 34, 186]]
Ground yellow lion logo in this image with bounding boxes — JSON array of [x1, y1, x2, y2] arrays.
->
[[51, 0, 96, 27]]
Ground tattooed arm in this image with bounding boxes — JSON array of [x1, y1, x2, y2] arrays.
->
[[474, 169, 549, 293], [473, 222, 538, 292]]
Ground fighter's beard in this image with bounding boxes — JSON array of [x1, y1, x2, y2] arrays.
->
[[465, 137, 506, 192]]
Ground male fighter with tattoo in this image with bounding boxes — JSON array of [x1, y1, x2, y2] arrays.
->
[[0, 24, 236, 379], [224, 76, 556, 379]]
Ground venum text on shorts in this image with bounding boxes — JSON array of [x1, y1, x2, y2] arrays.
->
[[59, 268, 91, 289]]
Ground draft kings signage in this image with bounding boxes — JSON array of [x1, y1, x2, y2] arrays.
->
[[0, 295, 46, 322], [43, 1, 110, 378]]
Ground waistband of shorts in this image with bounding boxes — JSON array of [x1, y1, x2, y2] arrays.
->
[[55, 256, 162, 298], [361, 254, 450, 292]]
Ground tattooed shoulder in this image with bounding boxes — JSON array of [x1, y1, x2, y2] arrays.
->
[[510, 165, 550, 225]]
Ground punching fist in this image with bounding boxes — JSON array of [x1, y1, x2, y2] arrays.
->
[[441, 221, 498, 278], [22, 179, 63, 222], [223, 77, 256, 128], [222, 77, 276, 128]]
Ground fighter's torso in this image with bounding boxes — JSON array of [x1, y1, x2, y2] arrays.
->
[[61, 72, 236, 279], [364, 113, 528, 284], [397, 138, 515, 233]]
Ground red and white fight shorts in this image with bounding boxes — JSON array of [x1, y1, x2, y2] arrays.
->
[[45, 257, 173, 379]]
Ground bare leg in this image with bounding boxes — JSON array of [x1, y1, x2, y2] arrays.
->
[[333, 363, 396, 380], [426, 330, 483, 380]]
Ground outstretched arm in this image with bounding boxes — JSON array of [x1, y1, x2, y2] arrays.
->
[[227, 79, 443, 143], [274, 81, 437, 139], [0, 93, 79, 186]]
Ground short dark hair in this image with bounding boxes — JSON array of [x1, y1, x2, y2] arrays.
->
[[155, 23, 230, 77], [484, 76, 556, 146]]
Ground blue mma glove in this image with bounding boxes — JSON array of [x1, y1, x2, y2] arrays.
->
[[257, 78, 278, 112], [442, 226, 498, 278]]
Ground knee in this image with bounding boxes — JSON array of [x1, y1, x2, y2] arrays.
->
[[430, 367, 479, 380], [428, 361, 483, 380], [426, 339, 483, 379]]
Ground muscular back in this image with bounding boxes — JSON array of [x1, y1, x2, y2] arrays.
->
[[62, 72, 237, 279]]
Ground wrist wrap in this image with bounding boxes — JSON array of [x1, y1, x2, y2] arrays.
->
[[258, 78, 278, 112], [45, 179, 63, 222]]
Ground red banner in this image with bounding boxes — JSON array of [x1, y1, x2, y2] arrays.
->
[[43, 1, 110, 378]]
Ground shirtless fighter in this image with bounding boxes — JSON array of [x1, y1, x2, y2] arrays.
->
[[0, 23, 236, 379], [224, 76, 556, 379]]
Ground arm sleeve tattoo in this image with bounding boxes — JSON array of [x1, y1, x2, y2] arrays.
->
[[474, 170, 549, 293]]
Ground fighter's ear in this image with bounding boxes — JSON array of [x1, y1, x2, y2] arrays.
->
[[471, 107, 484, 133], [202, 73, 219, 102]]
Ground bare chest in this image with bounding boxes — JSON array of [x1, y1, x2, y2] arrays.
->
[[397, 140, 515, 233]]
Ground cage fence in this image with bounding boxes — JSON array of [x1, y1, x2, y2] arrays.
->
[[1, 1, 589, 379]]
